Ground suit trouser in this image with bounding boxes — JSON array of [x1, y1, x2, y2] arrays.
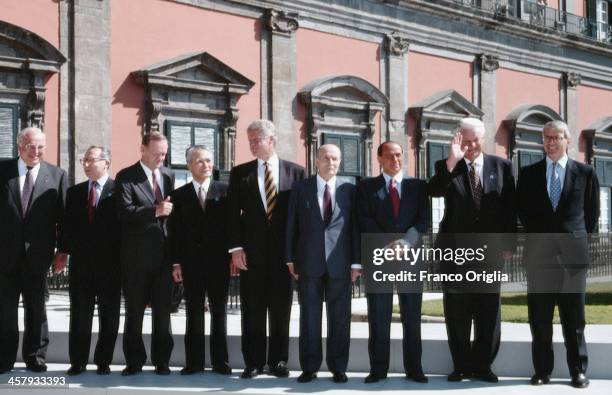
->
[[443, 292, 501, 374], [528, 292, 587, 376], [183, 271, 229, 370], [0, 267, 49, 370], [366, 292, 423, 376], [122, 263, 173, 367], [239, 264, 292, 369], [298, 275, 351, 373], [68, 268, 121, 367]]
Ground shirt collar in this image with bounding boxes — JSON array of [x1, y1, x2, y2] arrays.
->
[[382, 171, 403, 186], [139, 161, 161, 178], [546, 154, 568, 169], [464, 153, 484, 167], [90, 174, 109, 188], [257, 154, 279, 168], [316, 174, 337, 192], [17, 157, 41, 172], [192, 177, 211, 191]]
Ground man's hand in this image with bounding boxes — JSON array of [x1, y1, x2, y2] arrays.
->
[[155, 196, 173, 217], [172, 264, 183, 283], [446, 132, 467, 172], [53, 252, 68, 274], [351, 268, 362, 283], [287, 263, 299, 281], [230, 258, 239, 277], [231, 249, 248, 272]]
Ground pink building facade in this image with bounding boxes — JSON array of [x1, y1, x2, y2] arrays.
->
[[1, 0, 611, 229]]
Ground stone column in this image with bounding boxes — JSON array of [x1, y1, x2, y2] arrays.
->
[[477, 54, 499, 155], [265, 9, 299, 161], [59, 0, 73, 182], [563, 72, 581, 158], [385, 32, 410, 173]]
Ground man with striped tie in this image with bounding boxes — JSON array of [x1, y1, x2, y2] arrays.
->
[[228, 120, 306, 378], [518, 120, 599, 388]]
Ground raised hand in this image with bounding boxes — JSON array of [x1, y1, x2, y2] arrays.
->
[[446, 132, 467, 172]]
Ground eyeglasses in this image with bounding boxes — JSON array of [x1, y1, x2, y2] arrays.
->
[[79, 158, 105, 165], [543, 135, 565, 143], [248, 136, 269, 145], [23, 144, 46, 152]]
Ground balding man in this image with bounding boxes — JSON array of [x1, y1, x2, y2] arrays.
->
[[0, 127, 67, 373], [428, 118, 517, 383], [285, 144, 360, 383]]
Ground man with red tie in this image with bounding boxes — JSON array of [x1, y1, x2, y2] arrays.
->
[[57, 146, 121, 375], [356, 142, 430, 383]]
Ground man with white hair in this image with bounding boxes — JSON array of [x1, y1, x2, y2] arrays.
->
[[518, 120, 599, 388], [428, 117, 517, 383], [0, 127, 68, 374], [228, 120, 306, 378]]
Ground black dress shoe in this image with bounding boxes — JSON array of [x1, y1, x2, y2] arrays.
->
[[530, 374, 551, 385], [121, 365, 142, 376], [332, 372, 348, 383], [26, 363, 47, 373], [154, 365, 171, 375], [241, 367, 262, 379], [96, 365, 111, 375], [67, 365, 86, 375], [297, 371, 317, 383], [570, 373, 589, 388], [406, 371, 429, 383], [269, 361, 289, 377], [180, 366, 202, 375], [364, 372, 386, 383], [474, 370, 498, 383], [212, 365, 232, 375], [448, 370, 468, 382]]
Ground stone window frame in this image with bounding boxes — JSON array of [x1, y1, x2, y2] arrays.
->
[[0, 20, 65, 157], [298, 75, 388, 177], [583, 116, 612, 231], [502, 104, 562, 174], [132, 51, 255, 176], [409, 89, 484, 180]]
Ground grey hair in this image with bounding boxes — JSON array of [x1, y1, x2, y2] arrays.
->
[[246, 119, 277, 142], [456, 117, 486, 138], [185, 145, 213, 164], [85, 145, 111, 162], [16, 127, 44, 146], [543, 120, 571, 140], [317, 143, 341, 158]]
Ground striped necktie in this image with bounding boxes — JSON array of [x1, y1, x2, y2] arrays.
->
[[264, 162, 277, 221], [549, 162, 561, 210]]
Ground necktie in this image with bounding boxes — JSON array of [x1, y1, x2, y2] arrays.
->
[[264, 162, 277, 221], [197, 185, 206, 210], [323, 183, 332, 226], [21, 166, 34, 218], [87, 181, 98, 223], [152, 170, 163, 203], [469, 163, 483, 211], [389, 178, 400, 219], [550, 162, 561, 210]]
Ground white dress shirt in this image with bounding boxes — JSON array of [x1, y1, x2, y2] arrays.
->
[[192, 177, 211, 206], [546, 154, 568, 195], [88, 174, 109, 207], [382, 171, 404, 198], [139, 161, 164, 197], [464, 153, 484, 185], [257, 154, 280, 211], [17, 158, 40, 193], [316, 174, 336, 219]]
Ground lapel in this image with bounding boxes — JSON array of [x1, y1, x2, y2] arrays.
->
[[279, 160, 291, 192], [375, 174, 395, 221], [535, 159, 554, 212], [397, 178, 412, 224], [482, 154, 495, 194], [307, 176, 324, 226], [557, 158, 576, 213], [7, 159, 22, 214], [185, 182, 204, 214], [451, 160, 470, 198], [134, 163, 156, 205], [247, 160, 266, 215], [161, 167, 173, 199], [30, 161, 50, 206], [330, 178, 346, 224], [99, 178, 113, 202]]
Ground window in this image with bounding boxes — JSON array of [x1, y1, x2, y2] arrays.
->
[[166, 121, 217, 187], [518, 150, 544, 168], [427, 142, 450, 233], [0, 103, 18, 159], [595, 158, 612, 232], [322, 132, 361, 182]]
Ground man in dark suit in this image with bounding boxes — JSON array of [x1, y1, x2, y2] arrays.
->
[[56, 146, 120, 376], [115, 132, 175, 376], [357, 141, 430, 384], [0, 127, 67, 374], [517, 120, 599, 388], [285, 144, 360, 384], [428, 118, 516, 383], [228, 119, 306, 378], [169, 145, 231, 376]]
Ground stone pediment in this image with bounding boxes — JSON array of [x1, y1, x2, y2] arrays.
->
[[132, 51, 254, 95], [299, 75, 388, 110], [409, 90, 483, 119], [503, 104, 562, 131], [0, 20, 65, 72], [583, 116, 612, 160]]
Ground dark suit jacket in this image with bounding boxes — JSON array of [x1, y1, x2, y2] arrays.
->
[[57, 179, 120, 279], [169, 180, 229, 278], [517, 158, 599, 269], [115, 162, 175, 272], [0, 159, 67, 275], [227, 159, 306, 268], [285, 176, 359, 279]]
